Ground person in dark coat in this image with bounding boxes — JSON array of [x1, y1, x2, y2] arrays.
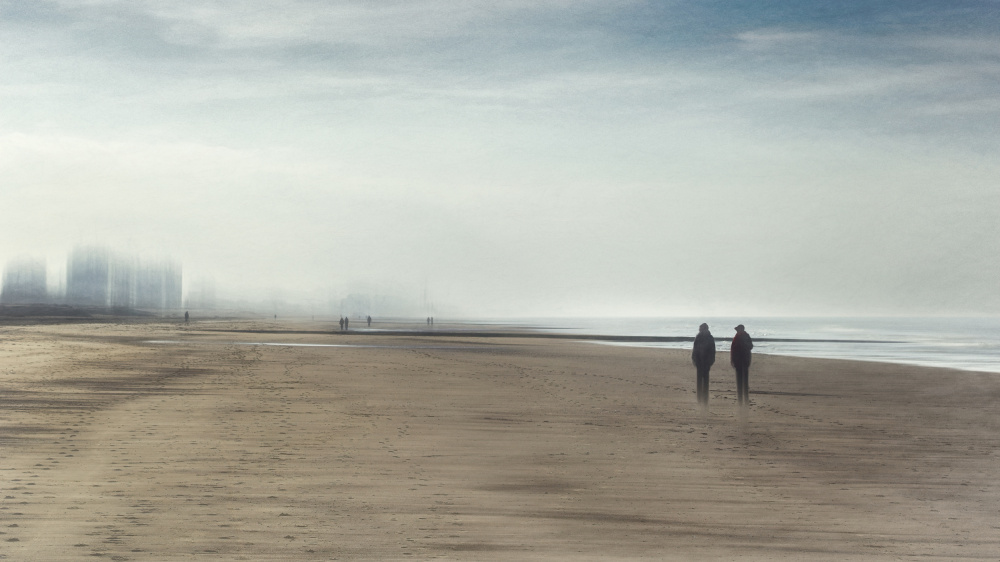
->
[[691, 323, 716, 407], [730, 324, 753, 406]]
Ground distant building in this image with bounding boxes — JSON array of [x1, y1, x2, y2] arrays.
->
[[66, 246, 112, 307], [135, 258, 183, 310], [1, 256, 47, 304], [164, 264, 182, 309], [65, 246, 181, 310], [108, 252, 136, 309]]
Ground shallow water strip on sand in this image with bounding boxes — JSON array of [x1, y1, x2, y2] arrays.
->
[[1, 321, 998, 560]]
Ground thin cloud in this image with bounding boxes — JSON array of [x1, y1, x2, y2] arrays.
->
[[735, 29, 822, 48], [2, 1, 1000, 315]]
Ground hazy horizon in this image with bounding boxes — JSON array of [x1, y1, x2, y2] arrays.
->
[[3, 1, 998, 317]]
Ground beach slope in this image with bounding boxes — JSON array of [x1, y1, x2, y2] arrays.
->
[[1, 321, 997, 560]]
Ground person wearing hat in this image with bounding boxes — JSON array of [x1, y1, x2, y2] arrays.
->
[[730, 324, 754, 406], [691, 323, 716, 408]]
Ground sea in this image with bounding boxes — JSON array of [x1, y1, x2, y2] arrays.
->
[[484, 317, 1000, 374]]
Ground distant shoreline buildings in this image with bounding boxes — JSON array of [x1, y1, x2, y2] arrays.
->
[[2, 247, 435, 317], [0, 256, 47, 305], [1, 246, 182, 311]]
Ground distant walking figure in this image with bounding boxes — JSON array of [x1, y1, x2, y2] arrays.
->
[[184, 311, 189, 323], [344, 317, 349, 330], [730, 324, 754, 406], [339, 317, 344, 331], [367, 315, 372, 327], [691, 323, 716, 407]]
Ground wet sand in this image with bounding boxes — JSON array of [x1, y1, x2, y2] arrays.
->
[[1, 320, 998, 560]]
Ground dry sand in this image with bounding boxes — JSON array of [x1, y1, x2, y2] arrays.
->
[[1, 320, 998, 560]]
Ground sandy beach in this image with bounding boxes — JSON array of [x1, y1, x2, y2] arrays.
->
[[1, 319, 997, 560]]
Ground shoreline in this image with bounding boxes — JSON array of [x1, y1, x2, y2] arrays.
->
[[8, 315, 994, 374], [192, 321, 1000, 375], [196, 327, 899, 344]]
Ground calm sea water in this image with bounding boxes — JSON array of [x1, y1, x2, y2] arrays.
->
[[489, 317, 1000, 374]]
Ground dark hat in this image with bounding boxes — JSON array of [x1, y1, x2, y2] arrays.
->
[[734, 324, 745, 331]]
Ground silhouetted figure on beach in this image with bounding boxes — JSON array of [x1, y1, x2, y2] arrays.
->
[[367, 315, 371, 327], [426, 317, 431, 326], [339, 317, 344, 331], [730, 324, 753, 406], [184, 311, 189, 323], [691, 323, 716, 407], [344, 317, 349, 330]]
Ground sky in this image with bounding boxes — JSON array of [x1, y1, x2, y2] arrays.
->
[[1, 0, 999, 317]]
